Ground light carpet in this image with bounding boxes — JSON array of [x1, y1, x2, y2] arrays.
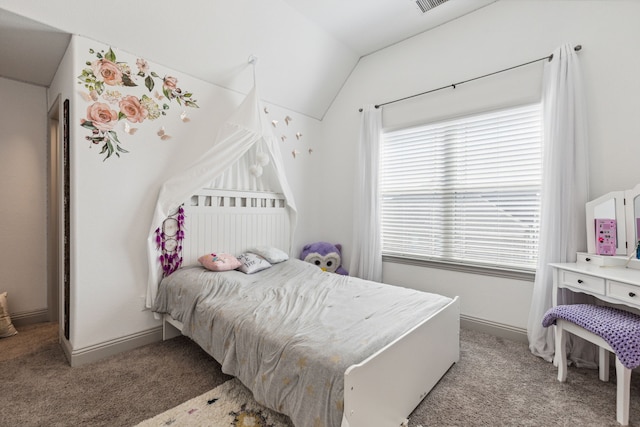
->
[[136, 378, 294, 427]]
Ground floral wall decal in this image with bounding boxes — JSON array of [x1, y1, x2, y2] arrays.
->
[[77, 47, 199, 160]]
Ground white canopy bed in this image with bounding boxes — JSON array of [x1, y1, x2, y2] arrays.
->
[[145, 82, 460, 427]]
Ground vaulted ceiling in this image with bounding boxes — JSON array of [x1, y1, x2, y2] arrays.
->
[[0, 0, 494, 119]]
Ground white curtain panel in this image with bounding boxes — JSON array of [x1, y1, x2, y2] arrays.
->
[[349, 105, 383, 282], [527, 44, 594, 366]]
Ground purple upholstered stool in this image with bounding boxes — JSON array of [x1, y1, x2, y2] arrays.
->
[[543, 304, 640, 426]]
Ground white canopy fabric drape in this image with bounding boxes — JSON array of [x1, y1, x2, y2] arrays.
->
[[145, 86, 297, 308], [527, 44, 594, 366], [349, 104, 383, 282]]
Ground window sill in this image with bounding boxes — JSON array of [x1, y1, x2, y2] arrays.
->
[[382, 255, 535, 282]]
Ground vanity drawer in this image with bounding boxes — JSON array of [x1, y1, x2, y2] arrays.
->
[[576, 253, 627, 267], [607, 280, 640, 306], [577, 253, 604, 265], [560, 270, 605, 294]]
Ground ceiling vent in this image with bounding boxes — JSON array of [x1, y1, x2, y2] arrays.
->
[[414, 0, 449, 14]]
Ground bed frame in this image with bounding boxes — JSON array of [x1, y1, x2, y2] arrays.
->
[[163, 188, 460, 427], [180, 189, 290, 266]]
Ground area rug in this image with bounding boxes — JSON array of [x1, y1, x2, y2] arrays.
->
[[136, 378, 293, 427]]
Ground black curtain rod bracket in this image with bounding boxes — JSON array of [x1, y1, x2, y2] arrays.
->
[[358, 44, 582, 112]]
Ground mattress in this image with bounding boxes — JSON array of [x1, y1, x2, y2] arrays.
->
[[153, 258, 452, 427]]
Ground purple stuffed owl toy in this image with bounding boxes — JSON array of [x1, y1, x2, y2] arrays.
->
[[300, 242, 348, 275]]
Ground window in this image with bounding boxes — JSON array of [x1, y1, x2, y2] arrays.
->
[[380, 103, 542, 272]]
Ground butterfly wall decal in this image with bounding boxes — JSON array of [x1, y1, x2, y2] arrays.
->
[[157, 126, 171, 140], [123, 121, 138, 135], [79, 91, 98, 102]]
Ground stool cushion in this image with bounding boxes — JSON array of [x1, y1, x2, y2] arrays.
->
[[542, 304, 640, 369]]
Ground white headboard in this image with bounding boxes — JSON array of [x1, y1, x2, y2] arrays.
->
[[181, 188, 290, 266]]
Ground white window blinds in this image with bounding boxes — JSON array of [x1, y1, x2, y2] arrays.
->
[[380, 103, 542, 271]]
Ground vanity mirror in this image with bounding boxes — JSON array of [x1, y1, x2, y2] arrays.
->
[[625, 183, 640, 255], [586, 191, 626, 256], [585, 182, 640, 258]]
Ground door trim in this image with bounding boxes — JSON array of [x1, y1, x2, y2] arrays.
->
[[47, 96, 61, 325]]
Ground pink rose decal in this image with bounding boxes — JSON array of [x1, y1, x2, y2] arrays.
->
[[163, 76, 178, 90], [92, 59, 123, 86], [86, 102, 118, 131], [119, 95, 148, 123]]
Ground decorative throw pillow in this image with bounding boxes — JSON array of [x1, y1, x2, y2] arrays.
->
[[247, 246, 289, 264], [236, 253, 272, 274], [0, 292, 18, 338], [198, 253, 242, 272]]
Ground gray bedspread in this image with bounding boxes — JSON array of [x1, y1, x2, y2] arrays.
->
[[153, 258, 451, 427]]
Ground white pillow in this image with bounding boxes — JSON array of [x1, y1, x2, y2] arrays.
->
[[236, 253, 272, 274], [247, 246, 289, 264]]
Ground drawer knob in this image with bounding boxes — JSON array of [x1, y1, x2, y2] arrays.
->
[[585, 257, 591, 261], [577, 279, 584, 284], [629, 292, 637, 298]]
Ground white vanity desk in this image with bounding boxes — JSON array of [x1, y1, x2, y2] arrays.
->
[[551, 182, 640, 312], [548, 183, 640, 426], [551, 255, 640, 312], [550, 254, 640, 426]]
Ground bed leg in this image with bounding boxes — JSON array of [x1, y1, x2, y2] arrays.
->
[[163, 316, 182, 340]]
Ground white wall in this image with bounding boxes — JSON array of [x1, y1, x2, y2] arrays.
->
[[9, 0, 640, 352], [0, 77, 47, 319], [318, 0, 640, 332], [47, 35, 320, 352], [0, 0, 359, 120]]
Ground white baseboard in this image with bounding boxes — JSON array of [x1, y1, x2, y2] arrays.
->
[[461, 314, 528, 343], [56, 316, 524, 366], [11, 309, 49, 327], [66, 326, 163, 367]]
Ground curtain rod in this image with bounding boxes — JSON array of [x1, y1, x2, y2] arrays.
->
[[358, 44, 582, 112]]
